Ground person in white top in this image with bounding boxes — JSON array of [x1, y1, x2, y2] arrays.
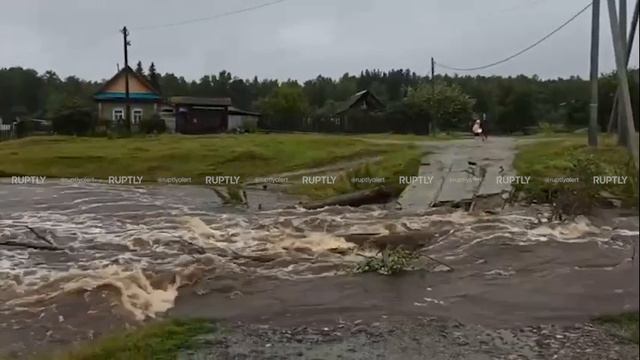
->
[[472, 119, 484, 142]]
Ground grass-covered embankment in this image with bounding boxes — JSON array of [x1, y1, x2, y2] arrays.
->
[[594, 312, 640, 344], [0, 134, 395, 180], [514, 135, 638, 209], [40, 319, 215, 360], [289, 145, 423, 200], [0, 134, 423, 199]]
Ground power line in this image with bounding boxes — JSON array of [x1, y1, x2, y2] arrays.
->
[[498, 0, 549, 14], [436, 1, 593, 72], [132, 0, 290, 31]]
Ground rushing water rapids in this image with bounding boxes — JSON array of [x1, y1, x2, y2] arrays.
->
[[0, 180, 638, 357]]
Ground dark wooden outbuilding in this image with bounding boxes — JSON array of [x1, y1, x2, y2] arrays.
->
[[335, 90, 385, 116], [334, 90, 385, 132], [171, 97, 233, 134]]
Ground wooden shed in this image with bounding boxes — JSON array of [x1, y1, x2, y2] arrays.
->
[[170, 97, 261, 134]]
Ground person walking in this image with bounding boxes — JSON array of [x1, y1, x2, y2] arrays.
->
[[472, 119, 484, 142], [481, 115, 489, 141]]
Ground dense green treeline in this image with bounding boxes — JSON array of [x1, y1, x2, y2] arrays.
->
[[0, 63, 637, 134]]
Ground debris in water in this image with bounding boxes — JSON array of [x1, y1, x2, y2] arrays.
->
[[433, 264, 453, 272]]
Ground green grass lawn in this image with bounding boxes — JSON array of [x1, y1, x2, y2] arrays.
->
[[39, 319, 215, 360], [0, 134, 423, 199], [514, 135, 638, 207], [0, 134, 410, 181]]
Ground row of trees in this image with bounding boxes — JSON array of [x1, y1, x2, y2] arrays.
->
[[1, 63, 638, 135]]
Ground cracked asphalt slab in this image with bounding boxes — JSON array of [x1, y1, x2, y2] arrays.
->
[[398, 137, 516, 211]]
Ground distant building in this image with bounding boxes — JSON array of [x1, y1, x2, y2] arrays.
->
[[93, 66, 161, 130], [159, 105, 176, 133], [171, 97, 260, 134], [335, 90, 385, 131]]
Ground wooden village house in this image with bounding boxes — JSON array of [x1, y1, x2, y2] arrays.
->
[[93, 66, 161, 130], [94, 68, 260, 134]]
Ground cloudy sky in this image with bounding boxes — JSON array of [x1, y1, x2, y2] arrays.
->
[[1, 0, 638, 81]]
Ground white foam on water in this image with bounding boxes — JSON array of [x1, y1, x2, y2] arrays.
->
[[484, 269, 516, 277], [613, 229, 640, 236], [531, 215, 597, 236], [277, 232, 358, 254], [1, 182, 638, 323], [2, 264, 214, 321], [60, 266, 180, 320]]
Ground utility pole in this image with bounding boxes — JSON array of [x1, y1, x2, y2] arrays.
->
[[589, 0, 600, 147], [431, 57, 436, 135], [617, 0, 628, 146], [121, 26, 131, 133], [607, 0, 639, 168], [431, 57, 436, 94], [607, 0, 639, 133]]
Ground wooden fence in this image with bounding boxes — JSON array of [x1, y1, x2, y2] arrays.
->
[[0, 124, 15, 141]]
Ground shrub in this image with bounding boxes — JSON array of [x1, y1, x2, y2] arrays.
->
[[15, 119, 34, 138], [542, 151, 606, 216], [52, 107, 94, 135], [355, 248, 417, 275], [615, 157, 639, 207], [538, 122, 566, 135], [139, 114, 167, 134]]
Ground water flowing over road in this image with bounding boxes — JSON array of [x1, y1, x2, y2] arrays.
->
[[0, 180, 638, 358]]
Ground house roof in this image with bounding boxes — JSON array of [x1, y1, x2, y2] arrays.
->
[[228, 107, 261, 117], [170, 97, 232, 106], [93, 93, 161, 102], [94, 66, 160, 97], [335, 90, 384, 115]]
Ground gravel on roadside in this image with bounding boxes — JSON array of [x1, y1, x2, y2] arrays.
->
[[178, 316, 639, 360]]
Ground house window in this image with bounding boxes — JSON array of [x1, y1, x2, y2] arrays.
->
[[132, 109, 143, 124], [112, 108, 124, 121]]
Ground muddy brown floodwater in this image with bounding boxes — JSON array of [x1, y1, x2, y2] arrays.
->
[[0, 180, 638, 359]]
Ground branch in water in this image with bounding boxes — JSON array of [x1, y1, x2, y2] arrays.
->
[[419, 252, 455, 271], [26, 226, 56, 246], [0, 240, 63, 251]]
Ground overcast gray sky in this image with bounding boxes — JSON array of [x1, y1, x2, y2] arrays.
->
[[1, 0, 638, 81]]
